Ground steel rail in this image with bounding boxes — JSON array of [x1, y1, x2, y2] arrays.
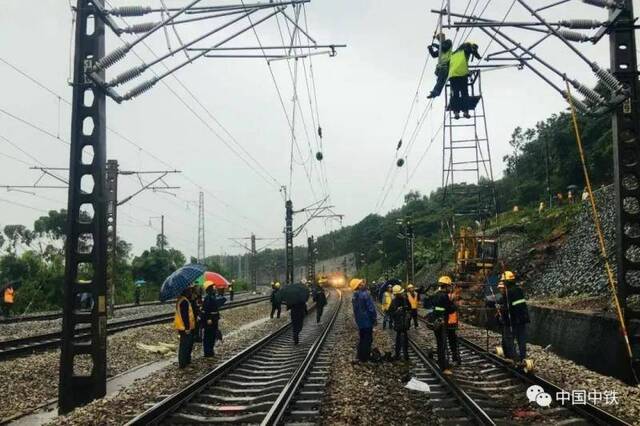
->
[[261, 290, 342, 425], [0, 296, 268, 360], [0, 291, 250, 324], [415, 316, 632, 425], [126, 294, 338, 425]]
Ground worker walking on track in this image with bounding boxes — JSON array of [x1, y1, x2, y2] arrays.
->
[[289, 301, 307, 345], [352, 280, 377, 362], [427, 276, 460, 374], [382, 286, 393, 330], [174, 287, 196, 368], [427, 33, 453, 99], [201, 281, 226, 357], [406, 284, 420, 329], [448, 41, 480, 119], [270, 282, 282, 319], [389, 285, 411, 361], [2, 285, 15, 318], [497, 271, 530, 365], [313, 285, 327, 324]]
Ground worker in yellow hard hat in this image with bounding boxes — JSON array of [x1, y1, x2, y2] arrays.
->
[[497, 271, 530, 365], [388, 285, 410, 361], [382, 285, 394, 330], [426, 276, 459, 374], [406, 284, 420, 329], [270, 282, 282, 319]]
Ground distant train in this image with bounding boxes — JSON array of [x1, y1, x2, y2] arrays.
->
[[317, 271, 348, 288]]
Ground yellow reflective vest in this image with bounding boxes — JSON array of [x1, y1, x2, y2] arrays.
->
[[174, 296, 195, 331], [448, 50, 469, 78], [382, 292, 392, 311], [407, 292, 419, 309]]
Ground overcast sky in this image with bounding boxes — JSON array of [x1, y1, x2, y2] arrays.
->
[[0, 0, 636, 259]]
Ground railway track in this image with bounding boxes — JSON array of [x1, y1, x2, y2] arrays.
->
[[126, 291, 342, 425], [0, 292, 250, 324], [0, 295, 269, 360], [407, 318, 632, 425]]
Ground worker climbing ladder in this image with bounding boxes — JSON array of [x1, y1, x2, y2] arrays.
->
[[441, 69, 496, 223]]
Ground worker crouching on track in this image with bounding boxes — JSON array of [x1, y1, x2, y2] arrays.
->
[[175, 286, 196, 368], [406, 284, 420, 329], [202, 281, 226, 357], [389, 285, 411, 361], [2, 285, 15, 318], [427, 276, 460, 374], [382, 286, 393, 330], [497, 271, 530, 365], [271, 282, 282, 319]]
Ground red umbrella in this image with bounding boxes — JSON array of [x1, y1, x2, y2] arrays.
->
[[204, 271, 230, 289]]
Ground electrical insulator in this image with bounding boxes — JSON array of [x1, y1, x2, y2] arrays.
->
[[571, 79, 605, 105], [317, 126, 322, 138], [122, 22, 158, 34], [108, 64, 147, 87], [563, 91, 591, 114], [559, 19, 602, 29], [396, 158, 405, 168], [316, 152, 323, 161], [108, 6, 153, 17], [592, 63, 624, 93], [582, 0, 619, 9], [554, 29, 591, 43], [93, 44, 130, 72], [123, 77, 158, 101]]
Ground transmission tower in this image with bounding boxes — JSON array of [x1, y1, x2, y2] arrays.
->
[[197, 191, 205, 263]]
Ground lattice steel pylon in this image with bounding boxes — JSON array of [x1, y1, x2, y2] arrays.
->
[[442, 69, 496, 226], [197, 191, 205, 263]]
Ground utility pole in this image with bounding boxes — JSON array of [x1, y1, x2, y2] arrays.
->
[[610, 0, 640, 376], [307, 236, 316, 284], [251, 234, 257, 290], [161, 215, 165, 252], [397, 218, 415, 285], [285, 199, 294, 285], [197, 191, 205, 263], [59, 0, 107, 413]]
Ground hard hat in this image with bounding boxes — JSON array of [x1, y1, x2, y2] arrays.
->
[[392, 285, 404, 295], [274, 282, 281, 289], [438, 276, 452, 286], [407, 284, 415, 290], [501, 271, 516, 281], [203, 280, 215, 290]]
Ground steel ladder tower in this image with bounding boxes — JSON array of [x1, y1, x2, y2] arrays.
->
[[59, 0, 108, 413], [285, 200, 294, 285], [611, 0, 640, 376], [441, 70, 496, 224], [197, 191, 205, 263]]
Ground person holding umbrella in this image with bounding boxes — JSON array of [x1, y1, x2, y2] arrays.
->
[[174, 286, 196, 368], [201, 281, 226, 357], [161, 263, 207, 369], [277, 282, 310, 345]]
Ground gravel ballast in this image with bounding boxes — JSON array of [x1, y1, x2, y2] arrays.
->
[[0, 301, 273, 422]]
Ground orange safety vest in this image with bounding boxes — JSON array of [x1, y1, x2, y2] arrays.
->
[[407, 292, 419, 309], [447, 293, 458, 326], [3, 288, 14, 304], [174, 296, 195, 331]]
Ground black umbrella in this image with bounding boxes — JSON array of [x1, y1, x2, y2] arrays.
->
[[276, 283, 310, 305]]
